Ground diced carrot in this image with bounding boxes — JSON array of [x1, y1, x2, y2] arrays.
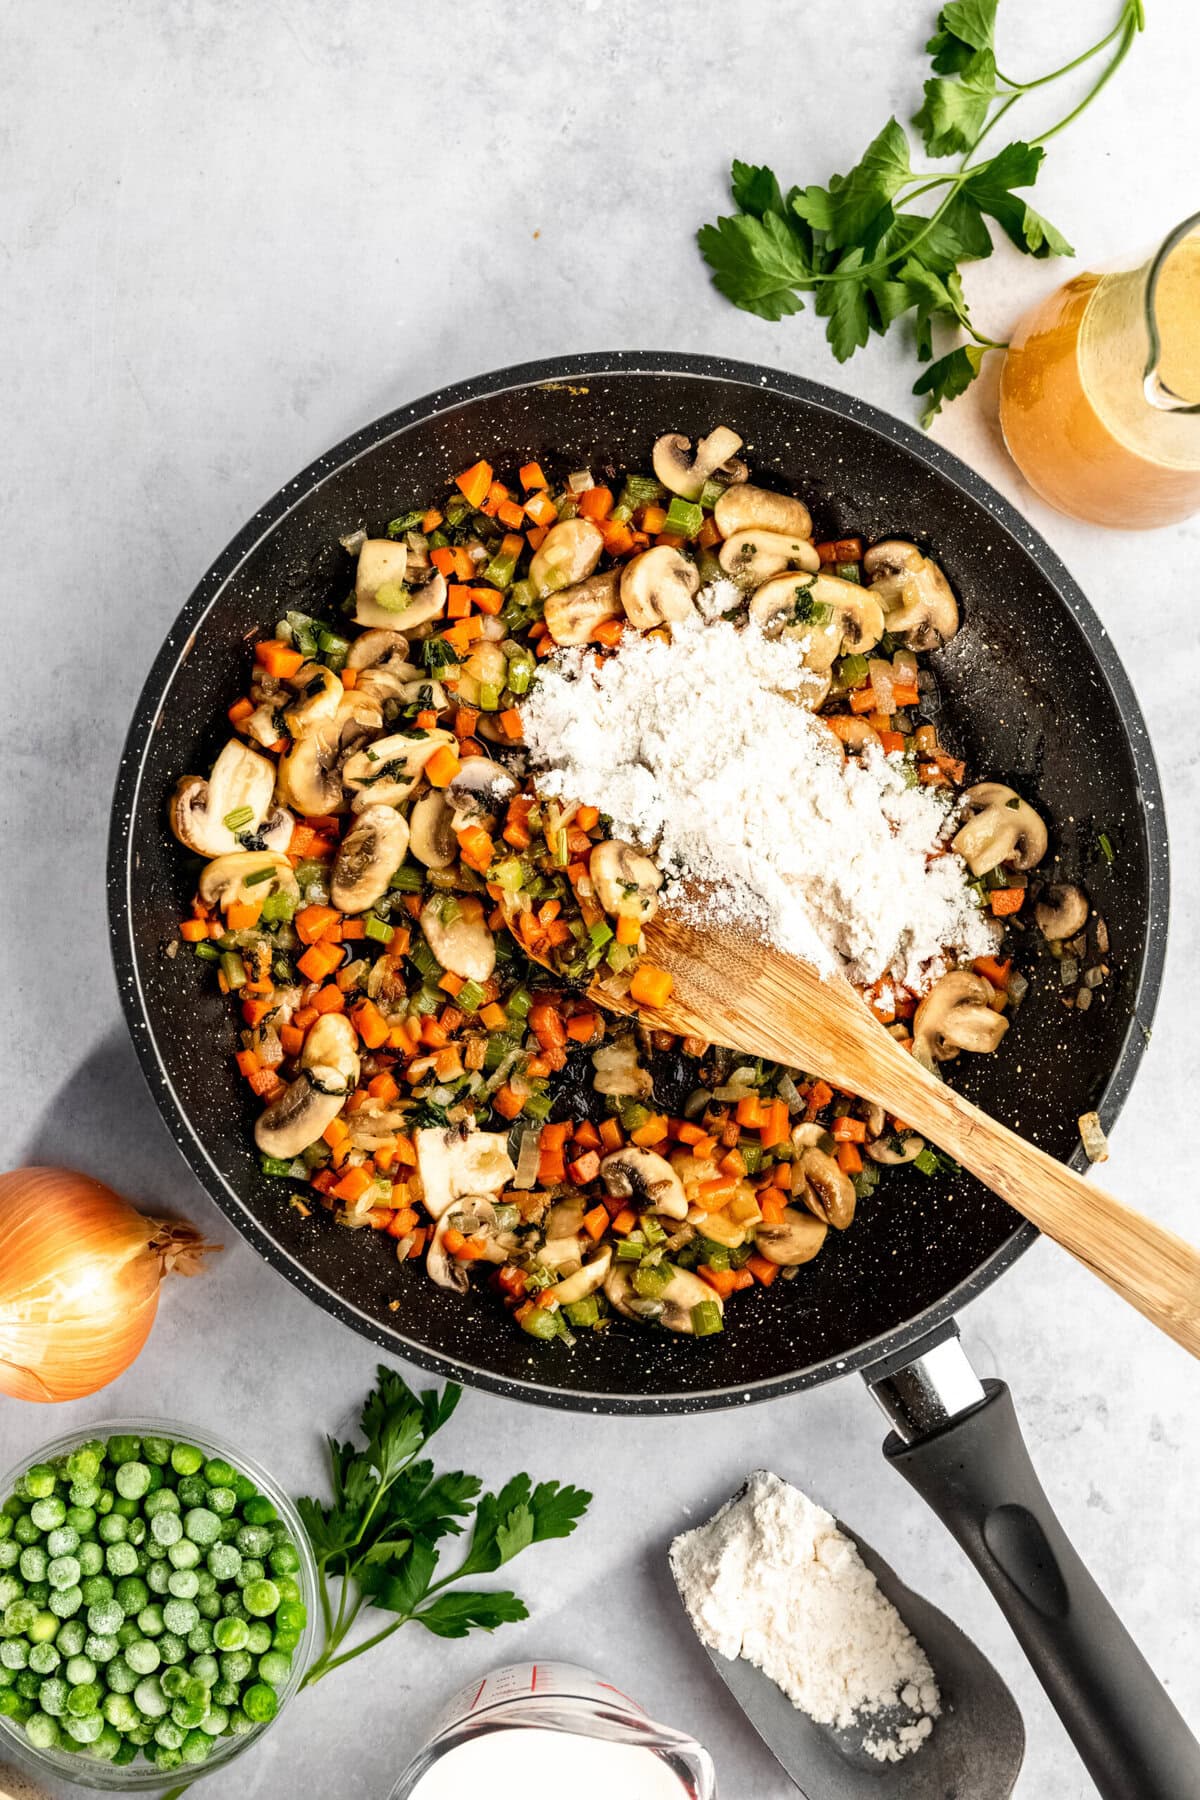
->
[[479, 1002, 508, 1031], [579, 1203, 608, 1242], [759, 1191, 787, 1225], [322, 1116, 350, 1150], [538, 1149, 566, 1185], [368, 1071, 400, 1105], [235, 1048, 260, 1079], [420, 1018, 449, 1049], [746, 1254, 780, 1286], [297, 941, 343, 983], [520, 461, 548, 490], [698, 1177, 740, 1207], [832, 1115, 867, 1143], [697, 516, 722, 549], [578, 485, 613, 522], [227, 697, 255, 725], [610, 1207, 637, 1236], [492, 1084, 524, 1120], [568, 1151, 602, 1185], [849, 685, 879, 715], [473, 585, 506, 616], [241, 995, 274, 1028], [655, 531, 686, 550], [526, 525, 549, 552], [837, 1141, 863, 1175], [248, 1067, 285, 1100], [735, 1095, 765, 1129], [879, 731, 906, 754], [719, 1148, 747, 1178], [892, 681, 921, 707], [529, 1000, 567, 1050], [351, 999, 389, 1049], [256, 639, 304, 680], [457, 825, 495, 873], [630, 1115, 669, 1147], [226, 900, 262, 932], [973, 955, 1013, 989], [598, 1117, 623, 1152], [421, 508, 443, 532], [540, 1119, 571, 1154], [278, 1023, 304, 1059], [758, 1099, 789, 1149], [455, 460, 493, 509], [496, 499, 526, 531], [914, 724, 938, 754], [990, 887, 1026, 916], [640, 503, 667, 535], [434, 1046, 464, 1080], [699, 1265, 739, 1299], [600, 521, 637, 557], [446, 584, 473, 619], [806, 1079, 833, 1117], [179, 918, 209, 943], [313, 984, 345, 1015], [524, 489, 558, 526], [615, 913, 641, 946], [424, 744, 461, 788], [340, 668, 358, 690], [296, 905, 340, 946], [387, 1207, 420, 1239], [499, 708, 524, 740], [565, 1010, 600, 1043]]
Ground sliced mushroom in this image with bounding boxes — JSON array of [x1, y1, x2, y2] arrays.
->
[[866, 1132, 927, 1165], [528, 519, 604, 598], [952, 783, 1048, 878], [278, 724, 347, 816], [1035, 883, 1089, 941], [543, 568, 623, 645], [753, 1207, 828, 1266], [355, 538, 408, 607], [426, 1212, 471, 1294], [589, 840, 663, 923], [749, 572, 883, 669], [282, 662, 343, 736], [827, 717, 880, 755], [591, 1034, 654, 1100], [546, 1244, 612, 1307], [414, 1126, 515, 1221], [427, 1195, 508, 1293], [719, 528, 820, 589], [863, 540, 959, 651], [331, 805, 410, 912], [170, 739, 294, 858], [356, 568, 448, 632], [545, 1196, 587, 1240], [600, 1147, 687, 1220], [408, 789, 457, 869], [345, 628, 412, 672], [604, 1262, 723, 1334], [619, 546, 700, 632], [419, 892, 495, 982], [652, 427, 745, 501], [446, 759, 517, 830], [198, 851, 299, 913], [713, 483, 813, 542], [793, 1148, 856, 1230], [913, 970, 1009, 1064], [255, 1011, 359, 1160], [342, 729, 457, 811]]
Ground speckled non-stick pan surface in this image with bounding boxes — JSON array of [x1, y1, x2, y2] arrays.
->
[[108, 353, 1168, 1413]]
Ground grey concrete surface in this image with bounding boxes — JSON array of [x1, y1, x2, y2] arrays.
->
[[2, 3, 1198, 1796]]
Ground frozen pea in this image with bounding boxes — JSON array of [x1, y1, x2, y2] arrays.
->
[[181, 1725, 213, 1763], [64, 1711, 104, 1744], [13, 1516, 40, 1547], [116, 1620, 141, 1648], [65, 1655, 97, 1687], [0, 1573, 20, 1607], [56, 1618, 85, 1656], [157, 1631, 187, 1665], [142, 1436, 171, 1466], [30, 1497, 66, 1532], [23, 1710, 60, 1750], [38, 1676, 69, 1715], [151, 1512, 183, 1548], [154, 1714, 185, 1748], [48, 1553, 81, 1591], [125, 1638, 160, 1676], [144, 1488, 180, 1518], [103, 1690, 141, 1731], [211, 1677, 238, 1708], [68, 1479, 100, 1510], [29, 1643, 60, 1676], [116, 1575, 149, 1613], [106, 1542, 139, 1578], [127, 1517, 147, 1548], [77, 1541, 104, 1578], [66, 1678, 102, 1714], [147, 1562, 170, 1594], [269, 1541, 300, 1576], [87, 1599, 124, 1636], [207, 1486, 236, 1517], [97, 1513, 128, 1544], [257, 1649, 291, 1689], [243, 1579, 280, 1618], [19, 1546, 47, 1584], [167, 1538, 200, 1571], [237, 1557, 265, 1589], [245, 1622, 272, 1656], [197, 1593, 221, 1623], [235, 1524, 273, 1558], [84, 1633, 118, 1663], [242, 1681, 277, 1723], [24, 1465, 57, 1500], [46, 1525, 79, 1559], [162, 1599, 198, 1636], [134, 1675, 169, 1718], [111, 1494, 139, 1520], [207, 1544, 241, 1582], [106, 1656, 137, 1694], [184, 1508, 221, 1548], [91, 1721, 124, 1761], [221, 1592, 247, 1620], [115, 1462, 151, 1500], [81, 1574, 113, 1605], [199, 1702, 228, 1736], [218, 1650, 252, 1685], [155, 1745, 183, 1770], [171, 1697, 207, 1730], [95, 1490, 114, 1515], [219, 1517, 240, 1543], [106, 1434, 141, 1465], [0, 1542, 17, 1571], [168, 1568, 199, 1600], [160, 1665, 190, 1699], [189, 1653, 218, 1687], [66, 1505, 95, 1535], [49, 1585, 83, 1620], [213, 1616, 249, 1652], [274, 1597, 306, 1635], [227, 1706, 253, 1736], [138, 1603, 165, 1636], [241, 1495, 275, 1526], [177, 1476, 208, 1508], [170, 1445, 203, 1478], [0, 1643, 28, 1672], [186, 1622, 214, 1654]]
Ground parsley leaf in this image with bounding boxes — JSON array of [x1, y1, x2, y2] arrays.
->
[[730, 159, 786, 220], [961, 142, 1073, 257], [915, 49, 998, 156], [794, 118, 912, 250], [295, 1367, 591, 1689], [913, 344, 987, 425], [813, 249, 872, 362], [926, 0, 997, 71], [696, 211, 813, 321]]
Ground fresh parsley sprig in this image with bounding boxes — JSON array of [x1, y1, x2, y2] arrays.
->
[[296, 1367, 590, 1685], [697, 0, 1145, 424]]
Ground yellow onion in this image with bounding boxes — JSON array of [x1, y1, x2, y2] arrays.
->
[[0, 1167, 219, 1403]]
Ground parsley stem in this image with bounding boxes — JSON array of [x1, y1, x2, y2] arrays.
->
[[1031, 11, 1141, 147], [995, 1, 1138, 93], [303, 1610, 409, 1683]]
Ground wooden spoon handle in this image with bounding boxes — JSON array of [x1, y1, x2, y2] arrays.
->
[[874, 1052, 1200, 1360]]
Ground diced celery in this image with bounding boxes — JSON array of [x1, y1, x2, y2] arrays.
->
[[259, 889, 296, 926], [478, 684, 502, 712], [664, 497, 703, 538], [259, 1155, 294, 1179], [520, 1306, 561, 1341], [615, 1237, 645, 1263], [834, 561, 861, 583], [389, 861, 425, 892], [691, 1300, 724, 1337], [364, 915, 394, 945], [633, 1262, 672, 1298], [563, 1296, 601, 1328], [219, 953, 246, 991], [456, 980, 486, 1014], [482, 551, 517, 591]]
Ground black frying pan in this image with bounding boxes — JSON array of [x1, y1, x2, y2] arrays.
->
[[108, 354, 1195, 1797]]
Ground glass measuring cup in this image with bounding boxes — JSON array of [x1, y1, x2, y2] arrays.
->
[[388, 1661, 717, 1799], [999, 211, 1200, 527]]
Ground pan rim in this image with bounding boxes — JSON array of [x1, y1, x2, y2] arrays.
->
[[107, 350, 1170, 1414]]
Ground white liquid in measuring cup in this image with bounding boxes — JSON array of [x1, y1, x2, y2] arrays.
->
[[407, 1726, 691, 1797], [390, 1662, 715, 1800]]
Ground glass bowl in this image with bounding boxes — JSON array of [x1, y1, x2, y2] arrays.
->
[[0, 1417, 317, 1792]]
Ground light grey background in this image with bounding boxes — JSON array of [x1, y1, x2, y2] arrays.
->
[[2, 3, 1198, 1796]]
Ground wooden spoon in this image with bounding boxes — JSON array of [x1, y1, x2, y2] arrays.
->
[[570, 911, 1200, 1359]]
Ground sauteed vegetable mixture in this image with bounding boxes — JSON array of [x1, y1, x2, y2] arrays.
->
[[170, 427, 1066, 1345]]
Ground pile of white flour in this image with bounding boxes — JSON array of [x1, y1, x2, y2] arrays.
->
[[670, 1471, 940, 1762], [520, 615, 994, 991]]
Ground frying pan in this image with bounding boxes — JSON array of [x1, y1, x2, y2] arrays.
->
[[108, 353, 1195, 1796]]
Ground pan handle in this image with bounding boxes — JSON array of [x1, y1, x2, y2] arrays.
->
[[868, 1325, 1200, 1800]]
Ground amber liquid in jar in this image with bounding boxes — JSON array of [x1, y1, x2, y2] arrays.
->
[[999, 236, 1200, 529]]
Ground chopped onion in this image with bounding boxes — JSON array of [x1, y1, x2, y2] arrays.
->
[[776, 1072, 804, 1115], [1078, 1111, 1109, 1163], [869, 657, 896, 715], [340, 528, 367, 556], [1006, 970, 1030, 1009], [567, 470, 595, 493], [512, 1128, 543, 1191]]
